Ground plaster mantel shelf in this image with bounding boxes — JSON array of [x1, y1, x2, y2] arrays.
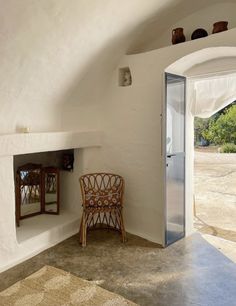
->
[[0, 131, 103, 157]]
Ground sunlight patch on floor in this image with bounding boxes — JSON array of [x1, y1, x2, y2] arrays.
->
[[202, 234, 236, 263]]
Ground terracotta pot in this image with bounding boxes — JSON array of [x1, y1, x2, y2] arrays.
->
[[212, 21, 228, 34], [172, 28, 186, 45], [191, 28, 208, 40]]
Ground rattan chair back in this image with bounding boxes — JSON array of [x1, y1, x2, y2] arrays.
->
[[79, 173, 126, 246]]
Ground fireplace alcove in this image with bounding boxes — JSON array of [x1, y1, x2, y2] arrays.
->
[[0, 131, 102, 272], [14, 148, 81, 248], [14, 150, 73, 237]]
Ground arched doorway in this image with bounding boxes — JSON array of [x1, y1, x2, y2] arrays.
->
[[164, 47, 236, 251]]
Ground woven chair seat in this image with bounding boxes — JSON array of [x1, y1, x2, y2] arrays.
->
[[85, 192, 121, 207]]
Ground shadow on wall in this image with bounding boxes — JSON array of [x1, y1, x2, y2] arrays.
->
[[2, 0, 230, 133], [1, 0, 168, 134], [60, 1, 233, 129]]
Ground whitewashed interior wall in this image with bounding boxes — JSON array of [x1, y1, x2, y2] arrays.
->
[[0, 0, 173, 134], [1, 0, 236, 271], [94, 29, 236, 245], [156, 3, 236, 50], [0, 150, 81, 273], [130, 2, 236, 53]]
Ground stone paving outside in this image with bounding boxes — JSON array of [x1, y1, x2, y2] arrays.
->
[[194, 150, 236, 262], [194, 150, 236, 240]]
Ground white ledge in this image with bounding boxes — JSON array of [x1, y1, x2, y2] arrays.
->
[[0, 130, 103, 157]]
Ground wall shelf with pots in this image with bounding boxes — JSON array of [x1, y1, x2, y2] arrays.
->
[[172, 21, 229, 45]]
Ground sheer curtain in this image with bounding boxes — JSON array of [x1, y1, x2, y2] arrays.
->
[[189, 73, 236, 118]]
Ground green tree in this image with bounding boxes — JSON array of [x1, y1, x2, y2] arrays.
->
[[194, 117, 211, 144], [203, 105, 236, 145]]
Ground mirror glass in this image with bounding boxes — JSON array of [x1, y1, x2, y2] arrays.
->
[[45, 172, 58, 213], [19, 169, 41, 217]]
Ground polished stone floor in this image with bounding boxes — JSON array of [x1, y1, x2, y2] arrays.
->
[[1, 231, 236, 306]]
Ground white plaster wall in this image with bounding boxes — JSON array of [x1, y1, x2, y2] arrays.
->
[[0, 157, 16, 267], [0, 150, 78, 272], [0, 147, 92, 272], [60, 149, 81, 213], [148, 3, 236, 50], [2, 0, 236, 271], [96, 29, 236, 246], [130, 1, 236, 53], [1, 0, 235, 134], [186, 57, 236, 77], [60, 147, 104, 214], [0, 0, 179, 135], [101, 62, 164, 243], [0, 144, 103, 272]]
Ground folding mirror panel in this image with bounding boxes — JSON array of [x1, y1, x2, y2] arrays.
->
[[15, 163, 60, 226], [42, 167, 60, 215]]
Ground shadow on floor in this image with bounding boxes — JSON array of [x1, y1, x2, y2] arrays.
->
[[194, 215, 236, 243], [0, 231, 236, 306]]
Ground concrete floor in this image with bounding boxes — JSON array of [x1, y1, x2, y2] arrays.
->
[[1, 231, 236, 306]]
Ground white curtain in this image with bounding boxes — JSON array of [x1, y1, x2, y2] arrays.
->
[[189, 73, 236, 118]]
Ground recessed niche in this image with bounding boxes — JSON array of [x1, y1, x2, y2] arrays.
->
[[13, 150, 75, 224], [13, 149, 74, 174], [119, 67, 132, 86], [13, 149, 77, 239]]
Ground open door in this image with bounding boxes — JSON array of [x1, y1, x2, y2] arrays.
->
[[165, 73, 186, 246]]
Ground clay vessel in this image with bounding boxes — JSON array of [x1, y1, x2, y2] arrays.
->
[[191, 28, 208, 40], [172, 28, 186, 45], [212, 21, 228, 34]]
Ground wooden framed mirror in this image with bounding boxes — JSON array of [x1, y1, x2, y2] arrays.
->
[[42, 167, 60, 215], [16, 163, 43, 226], [15, 164, 60, 226]]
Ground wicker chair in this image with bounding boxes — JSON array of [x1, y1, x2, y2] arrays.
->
[[79, 173, 126, 247]]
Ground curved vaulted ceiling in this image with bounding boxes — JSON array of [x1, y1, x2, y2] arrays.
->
[[0, 0, 235, 133], [0, 0, 175, 133]]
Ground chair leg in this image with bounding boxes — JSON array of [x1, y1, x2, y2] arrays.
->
[[79, 216, 83, 244], [82, 213, 87, 247], [119, 209, 126, 243]]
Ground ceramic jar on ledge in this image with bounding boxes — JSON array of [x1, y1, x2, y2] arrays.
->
[[172, 27, 186, 45], [212, 21, 228, 34]]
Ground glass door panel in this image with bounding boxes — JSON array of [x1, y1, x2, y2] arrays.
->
[[165, 73, 186, 246]]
